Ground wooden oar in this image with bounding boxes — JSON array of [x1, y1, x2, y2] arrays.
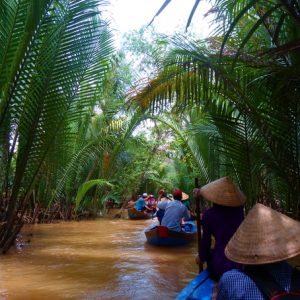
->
[[195, 177, 203, 273]]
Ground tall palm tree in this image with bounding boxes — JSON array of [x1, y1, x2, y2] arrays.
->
[[129, 9, 300, 217], [0, 0, 114, 253]]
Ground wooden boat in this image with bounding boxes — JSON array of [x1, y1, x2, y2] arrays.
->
[[127, 207, 155, 220], [176, 269, 216, 300], [144, 221, 197, 246]]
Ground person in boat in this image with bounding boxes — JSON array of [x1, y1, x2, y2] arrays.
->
[[193, 176, 245, 281], [156, 188, 190, 232], [181, 194, 196, 221], [156, 189, 172, 224], [144, 194, 157, 214], [217, 203, 300, 300], [134, 193, 148, 211], [157, 189, 173, 201], [126, 194, 140, 208]]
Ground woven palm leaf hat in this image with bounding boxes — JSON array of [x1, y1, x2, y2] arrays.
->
[[182, 192, 189, 201], [200, 176, 246, 207], [225, 203, 300, 264], [172, 189, 189, 201]]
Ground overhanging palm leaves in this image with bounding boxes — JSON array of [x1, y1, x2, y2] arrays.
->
[[129, 32, 300, 215], [0, 0, 114, 253], [149, 0, 202, 31], [152, 114, 210, 183], [75, 179, 113, 211]]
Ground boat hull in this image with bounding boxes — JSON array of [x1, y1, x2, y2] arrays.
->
[[144, 221, 197, 246], [127, 208, 154, 220], [176, 270, 215, 300]]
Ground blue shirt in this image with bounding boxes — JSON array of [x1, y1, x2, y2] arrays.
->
[[157, 200, 190, 232], [217, 262, 293, 300], [135, 197, 146, 211]]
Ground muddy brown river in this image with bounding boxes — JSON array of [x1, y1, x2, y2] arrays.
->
[[0, 218, 198, 299]]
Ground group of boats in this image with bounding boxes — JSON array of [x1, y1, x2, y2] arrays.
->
[[127, 206, 215, 299]]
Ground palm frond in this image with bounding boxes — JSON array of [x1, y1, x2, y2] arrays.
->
[[75, 179, 113, 211]]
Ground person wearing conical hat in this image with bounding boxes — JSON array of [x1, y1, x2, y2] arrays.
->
[[217, 203, 300, 300], [193, 176, 245, 280], [181, 191, 196, 220], [156, 188, 190, 232]]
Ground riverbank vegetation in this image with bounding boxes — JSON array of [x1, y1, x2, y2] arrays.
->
[[1, 0, 299, 253]]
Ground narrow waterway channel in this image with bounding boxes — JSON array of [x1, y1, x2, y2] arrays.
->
[[0, 217, 198, 300]]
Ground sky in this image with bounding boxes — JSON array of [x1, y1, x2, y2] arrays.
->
[[102, 0, 214, 137], [104, 0, 213, 40]]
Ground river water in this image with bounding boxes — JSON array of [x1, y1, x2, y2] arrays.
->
[[0, 217, 198, 300]]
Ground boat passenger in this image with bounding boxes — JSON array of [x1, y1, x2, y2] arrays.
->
[[156, 189, 174, 225], [145, 195, 156, 214], [181, 194, 196, 221], [126, 194, 140, 209], [134, 193, 148, 211], [157, 188, 190, 232], [193, 176, 245, 281], [217, 203, 300, 300], [157, 189, 171, 202]]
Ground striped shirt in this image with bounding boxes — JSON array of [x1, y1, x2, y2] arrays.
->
[[217, 262, 293, 300]]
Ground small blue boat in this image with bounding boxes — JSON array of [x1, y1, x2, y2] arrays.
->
[[176, 269, 216, 300], [144, 221, 197, 246]]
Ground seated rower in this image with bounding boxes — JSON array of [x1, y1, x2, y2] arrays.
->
[[156, 189, 169, 224], [156, 189, 190, 232], [145, 194, 157, 214], [193, 177, 245, 281], [134, 193, 148, 211], [126, 194, 140, 209]]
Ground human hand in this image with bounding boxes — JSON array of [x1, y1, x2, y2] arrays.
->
[[195, 254, 202, 265], [158, 189, 164, 195]]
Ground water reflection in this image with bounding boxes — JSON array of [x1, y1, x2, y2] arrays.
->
[[0, 218, 198, 299]]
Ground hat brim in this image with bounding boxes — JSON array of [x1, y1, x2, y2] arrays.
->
[[182, 192, 189, 201], [225, 203, 300, 264], [166, 194, 174, 200], [200, 177, 245, 207]]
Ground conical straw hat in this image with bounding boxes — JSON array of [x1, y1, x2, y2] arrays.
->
[[182, 192, 189, 201], [200, 177, 246, 207], [225, 203, 300, 265], [172, 189, 189, 201]]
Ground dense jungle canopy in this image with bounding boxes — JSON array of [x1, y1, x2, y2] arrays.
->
[[0, 0, 300, 253]]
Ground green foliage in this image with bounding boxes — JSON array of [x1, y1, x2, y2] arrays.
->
[[0, 0, 115, 252], [1, 0, 299, 254], [130, 0, 300, 217], [75, 179, 113, 211]]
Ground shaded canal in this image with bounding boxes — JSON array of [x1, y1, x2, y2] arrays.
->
[[0, 217, 198, 299]]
